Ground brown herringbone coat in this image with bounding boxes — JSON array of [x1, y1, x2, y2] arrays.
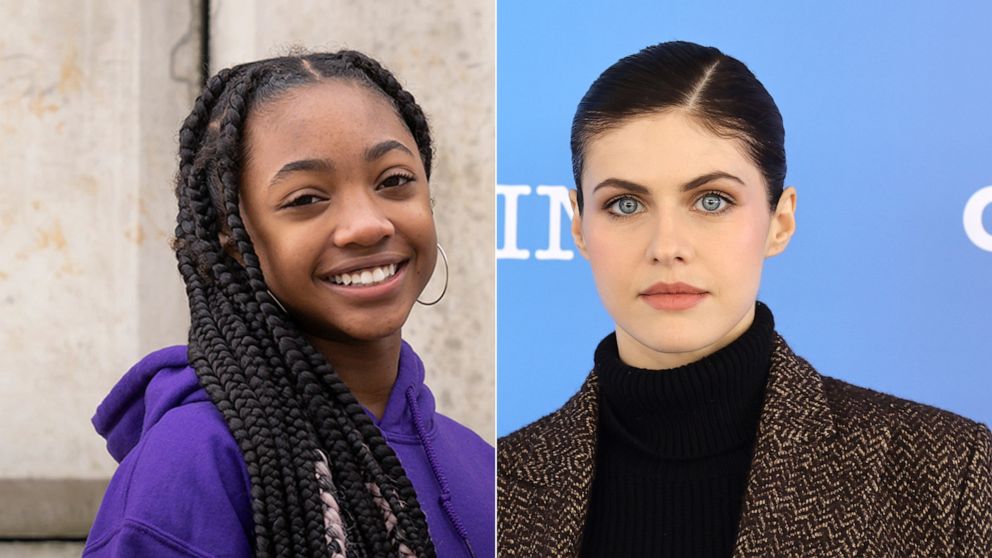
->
[[498, 335, 992, 557]]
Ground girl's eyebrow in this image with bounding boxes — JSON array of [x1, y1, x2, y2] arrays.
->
[[364, 139, 414, 161], [268, 141, 416, 187], [269, 158, 334, 187], [592, 171, 745, 195]]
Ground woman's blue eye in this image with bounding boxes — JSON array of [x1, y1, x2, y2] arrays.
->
[[696, 193, 729, 213], [608, 197, 643, 216]]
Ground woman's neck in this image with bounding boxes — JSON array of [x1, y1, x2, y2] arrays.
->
[[305, 332, 402, 419]]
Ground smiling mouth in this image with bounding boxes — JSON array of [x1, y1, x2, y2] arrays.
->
[[326, 263, 401, 287]]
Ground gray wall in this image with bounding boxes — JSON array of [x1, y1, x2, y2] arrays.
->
[[0, 0, 494, 548]]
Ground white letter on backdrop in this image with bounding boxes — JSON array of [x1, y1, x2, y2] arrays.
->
[[535, 185, 574, 261], [963, 185, 992, 252], [497, 184, 531, 260]]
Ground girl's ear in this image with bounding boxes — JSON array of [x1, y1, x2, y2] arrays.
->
[[219, 228, 246, 266], [765, 186, 797, 258]]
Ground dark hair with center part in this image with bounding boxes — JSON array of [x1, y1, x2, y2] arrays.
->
[[173, 51, 435, 558], [570, 40, 786, 213]]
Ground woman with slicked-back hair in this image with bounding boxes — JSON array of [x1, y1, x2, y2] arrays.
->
[[84, 51, 493, 558], [497, 41, 992, 557]]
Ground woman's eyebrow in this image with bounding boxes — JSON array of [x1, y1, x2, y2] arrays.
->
[[592, 178, 651, 195], [592, 172, 744, 196], [681, 171, 745, 192], [364, 139, 414, 161], [269, 158, 334, 187]]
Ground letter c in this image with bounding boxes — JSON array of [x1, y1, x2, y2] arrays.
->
[[963, 185, 992, 252]]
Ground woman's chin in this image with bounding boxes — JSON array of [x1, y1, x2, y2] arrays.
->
[[616, 327, 732, 369]]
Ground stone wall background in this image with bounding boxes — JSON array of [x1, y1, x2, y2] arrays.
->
[[0, 0, 494, 547]]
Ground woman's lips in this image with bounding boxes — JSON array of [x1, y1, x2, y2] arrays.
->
[[639, 282, 708, 311]]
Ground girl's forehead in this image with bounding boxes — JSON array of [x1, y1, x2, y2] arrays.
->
[[245, 81, 410, 149], [239, 81, 419, 181], [255, 81, 392, 121]]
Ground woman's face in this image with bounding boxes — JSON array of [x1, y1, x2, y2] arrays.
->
[[239, 80, 437, 345], [571, 110, 796, 369]]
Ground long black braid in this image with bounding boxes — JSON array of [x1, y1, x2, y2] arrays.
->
[[172, 51, 437, 558]]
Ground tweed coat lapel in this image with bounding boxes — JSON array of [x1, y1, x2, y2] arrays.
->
[[497, 373, 599, 556], [731, 335, 889, 557]]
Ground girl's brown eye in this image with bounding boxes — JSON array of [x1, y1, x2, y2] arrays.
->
[[285, 194, 322, 208], [379, 173, 415, 189]]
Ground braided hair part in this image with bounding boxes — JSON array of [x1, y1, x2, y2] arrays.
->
[[172, 51, 437, 558]]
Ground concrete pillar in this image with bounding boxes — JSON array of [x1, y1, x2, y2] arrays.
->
[[0, 0, 200, 538]]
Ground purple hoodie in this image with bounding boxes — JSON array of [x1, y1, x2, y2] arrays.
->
[[83, 341, 494, 557]]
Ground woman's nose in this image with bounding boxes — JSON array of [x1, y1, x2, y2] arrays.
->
[[647, 210, 693, 265], [330, 192, 395, 247]]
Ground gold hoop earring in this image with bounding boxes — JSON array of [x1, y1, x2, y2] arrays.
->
[[417, 243, 448, 306]]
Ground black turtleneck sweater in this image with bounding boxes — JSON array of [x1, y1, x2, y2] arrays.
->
[[580, 303, 774, 558]]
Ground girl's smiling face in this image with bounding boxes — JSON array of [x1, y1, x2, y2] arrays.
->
[[239, 80, 437, 344], [572, 110, 796, 370]]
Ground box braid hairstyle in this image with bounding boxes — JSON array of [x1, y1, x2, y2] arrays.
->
[[172, 51, 436, 558]]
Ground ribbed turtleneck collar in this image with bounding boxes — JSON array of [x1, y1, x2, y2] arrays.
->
[[595, 302, 774, 461]]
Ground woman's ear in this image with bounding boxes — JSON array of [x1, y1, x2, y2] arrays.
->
[[765, 186, 797, 258], [569, 188, 590, 259]]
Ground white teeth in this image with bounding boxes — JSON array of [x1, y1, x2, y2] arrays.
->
[[329, 263, 398, 287]]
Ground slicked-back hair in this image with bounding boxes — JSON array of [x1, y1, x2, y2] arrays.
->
[[173, 51, 436, 558], [571, 41, 786, 212]]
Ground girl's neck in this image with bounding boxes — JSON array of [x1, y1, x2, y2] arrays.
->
[[305, 332, 402, 420]]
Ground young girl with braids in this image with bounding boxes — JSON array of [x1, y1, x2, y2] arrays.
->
[[84, 51, 493, 558]]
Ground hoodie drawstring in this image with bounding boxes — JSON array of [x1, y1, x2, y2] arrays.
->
[[405, 386, 476, 558]]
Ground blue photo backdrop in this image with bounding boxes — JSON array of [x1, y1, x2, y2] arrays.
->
[[497, 1, 992, 436]]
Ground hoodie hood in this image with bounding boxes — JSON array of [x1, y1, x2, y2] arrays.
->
[[92, 345, 207, 463], [377, 341, 478, 556], [94, 342, 429, 459], [372, 340, 435, 439], [89, 341, 493, 558]]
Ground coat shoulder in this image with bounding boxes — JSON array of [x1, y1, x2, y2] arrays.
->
[[497, 403, 565, 464], [820, 374, 991, 449], [497, 374, 599, 558], [818, 375, 992, 554], [497, 372, 598, 480]]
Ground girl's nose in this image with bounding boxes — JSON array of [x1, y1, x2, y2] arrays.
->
[[330, 192, 395, 247]]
